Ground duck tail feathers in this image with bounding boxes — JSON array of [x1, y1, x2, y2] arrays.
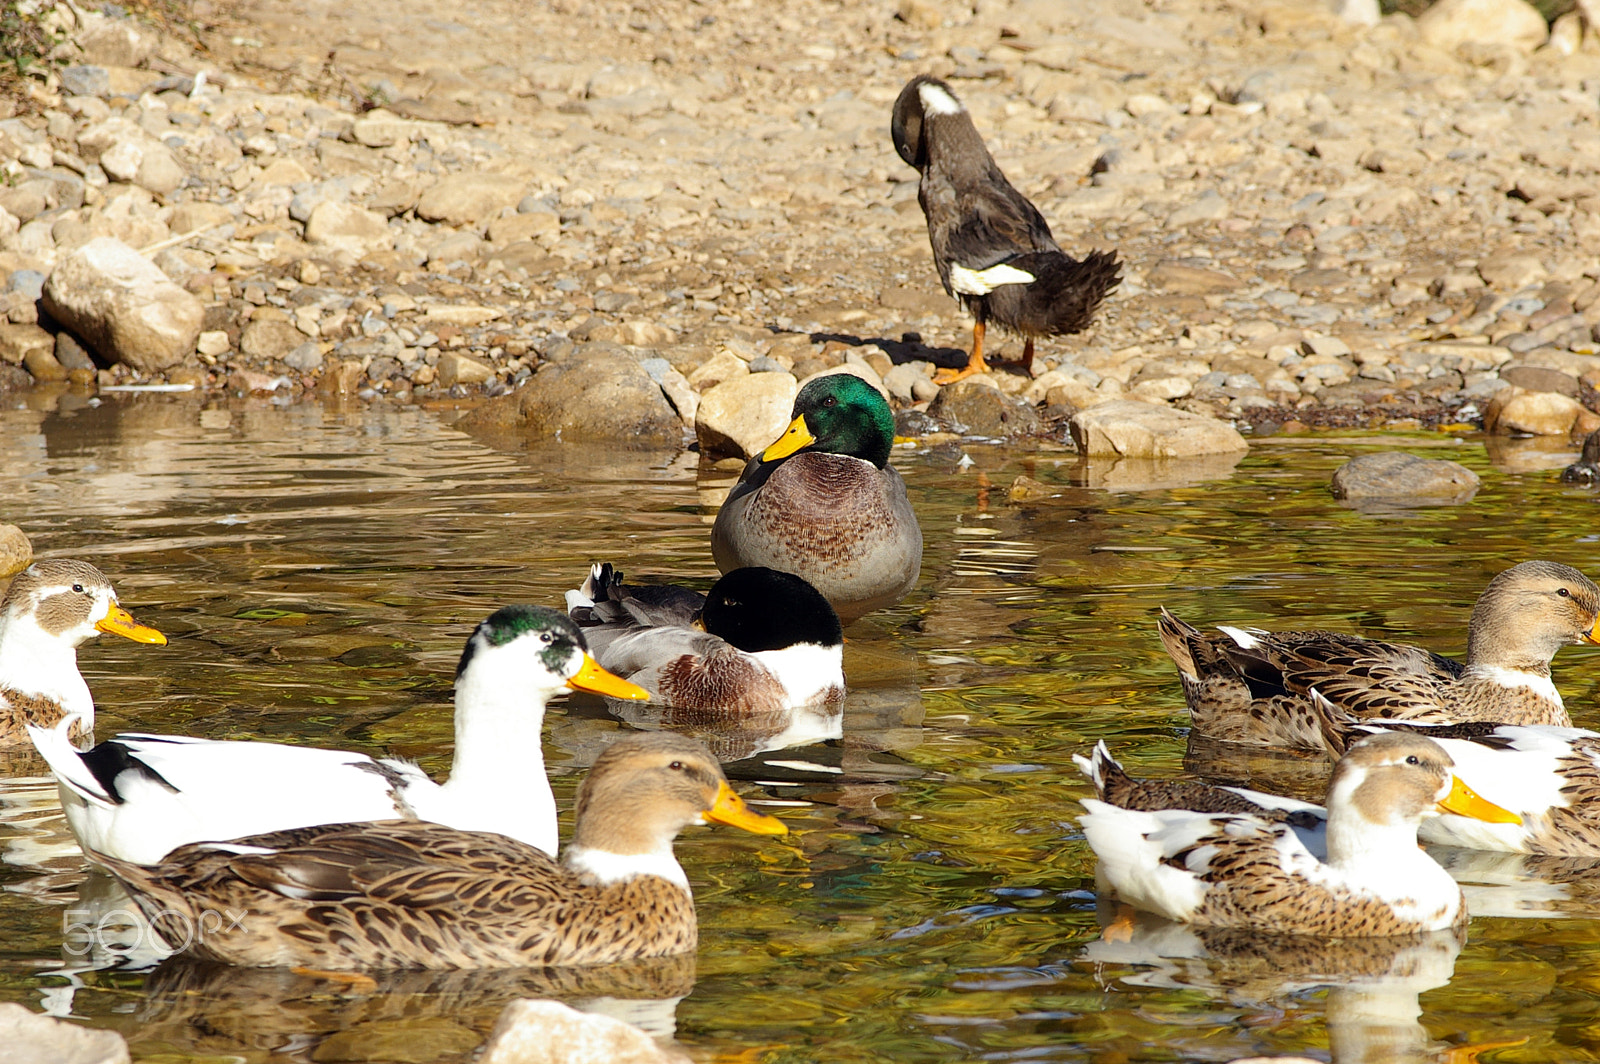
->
[[567, 562, 624, 618], [1156, 606, 1202, 681], [993, 248, 1121, 337], [1073, 740, 1127, 799]]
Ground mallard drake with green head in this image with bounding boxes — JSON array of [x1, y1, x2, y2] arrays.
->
[[711, 373, 921, 623], [0, 558, 165, 746], [94, 732, 788, 969], [1158, 561, 1600, 749]]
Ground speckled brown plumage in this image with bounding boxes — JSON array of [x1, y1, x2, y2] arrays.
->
[[1158, 562, 1600, 749], [95, 733, 786, 971], [1085, 742, 1294, 820], [1172, 820, 1462, 936], [0, 686, 87, 743], [99, 820, 699, 970], [713, 455, 920, 623]]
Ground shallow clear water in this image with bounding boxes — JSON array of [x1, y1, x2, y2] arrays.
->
[[4, 393, 1600, 1063]]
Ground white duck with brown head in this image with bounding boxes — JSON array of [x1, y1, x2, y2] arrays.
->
[[0, 559, 166, 745], [1079, 732, 1520, 935]]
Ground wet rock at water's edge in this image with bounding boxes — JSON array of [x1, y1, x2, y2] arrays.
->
[[1070, 400, 1248, 458], [455, 345, 684, 447], [695, 371, 798, 460], [41, 237, 202, 374], [478, 999, 688, 1064], [928, 378, 1042, 438], [1330, 452, 1480, 506], [0, 525, 32, 579], [0, 1002, 130, 1064]]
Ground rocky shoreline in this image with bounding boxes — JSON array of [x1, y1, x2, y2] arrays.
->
[[1, 0, 1599, 457]]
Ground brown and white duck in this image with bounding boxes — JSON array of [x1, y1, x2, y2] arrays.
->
[[0, 558, 165, 745], [891, 74, 1121, 384], [1078, 732, 1520, 935], [567, 563, 845, 713], [1158, 560, 1600, 749], [93, 732, 789, 970]]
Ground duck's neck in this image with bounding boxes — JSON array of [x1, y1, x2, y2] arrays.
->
[[0, 614, 93, 721], [1324, 811, 1424, 872], [434, 652, 557, 852], [564, 843, 690, 891]]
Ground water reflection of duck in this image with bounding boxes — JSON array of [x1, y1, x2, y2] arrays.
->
[[1562, 430, 1600, 484], [1158, 560, 1600, 749], [0, 559, 166, 746], [567, 564, 845, 716], [890, 75, 1120, 384], [28, 606, 646, 865], [128, 950, 698, 1054], [710, 374, 922, 624], [94, 733, 787, 969], [1082, 906, 1467, 1064], [1076, 733, 1519, 934]]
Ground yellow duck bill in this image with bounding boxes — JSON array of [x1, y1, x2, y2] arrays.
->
[[702, 780, 789, 835], [566, 653, 651, 700], [1438, 775, 1522, 824], [96, 604, 167, 645], [759, 415, 816, 462]]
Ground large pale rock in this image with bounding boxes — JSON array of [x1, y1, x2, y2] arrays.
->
[[929, 378, 1043, 437], [1070, 399, 1248, 457], [42, 237, 201, 372], [438, 351, 495, 387], [1330, 452, 1480, 504], [695, 371, 798, 459], [416, 174, 528, 227], [1485, 386, 1590, 436], [1478, 253, 1547, 291], [455, 346, 683, 447], [1416, 0, 1547, 54], [304, 201, 392, 256], [0, 524, 32, 578], [0, 1002, 130, 1064], [479, 999, 685, 1064], [74, 14, 155, 68]]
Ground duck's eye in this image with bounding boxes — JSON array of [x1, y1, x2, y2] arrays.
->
[[71, 583, 84, 594], [823, 396, 837, 407], [1558, 587, 1571, 597], [668, 760, 684, 771], [539, 631, 553, 644], [1405, 755, 1420, 765]]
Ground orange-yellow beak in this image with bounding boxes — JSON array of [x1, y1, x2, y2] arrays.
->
[[96, 604, 167, 646], [566, 653, 649, 701], [759, 414, 815, 462], [703, 780, 788, 835], [1438, 775, 1521, 824], [1583, 616, 1600, 646]]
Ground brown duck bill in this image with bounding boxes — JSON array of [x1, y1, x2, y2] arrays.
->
[[703, 780, 789, 835], [566, 653, 650, 701], [1437, 775, 1522, 824], [759, 415, 815, 462], [96, 604, 167, 645]]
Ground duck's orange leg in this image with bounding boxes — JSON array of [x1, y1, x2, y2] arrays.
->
[[933, 319, 988, 384]]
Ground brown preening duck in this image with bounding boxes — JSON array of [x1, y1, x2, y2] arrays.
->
[[93, 732, 788, 970], [891, 75, 1120, 384]]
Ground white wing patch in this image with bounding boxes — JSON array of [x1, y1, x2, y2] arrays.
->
[[917, 82, 964, 116], [949, 262, 1036, 296], [1218, 625, 1263, 651]]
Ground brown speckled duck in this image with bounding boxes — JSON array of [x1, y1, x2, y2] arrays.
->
[[891, 75, 1120, 384], [0, 559, 165, 745], [567, 564, 845, 713], [1158, 561, 1600, 749], [1078, 732, 1519, 935], [711, 374, 921, 623], [94, 732, 788, 970]]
